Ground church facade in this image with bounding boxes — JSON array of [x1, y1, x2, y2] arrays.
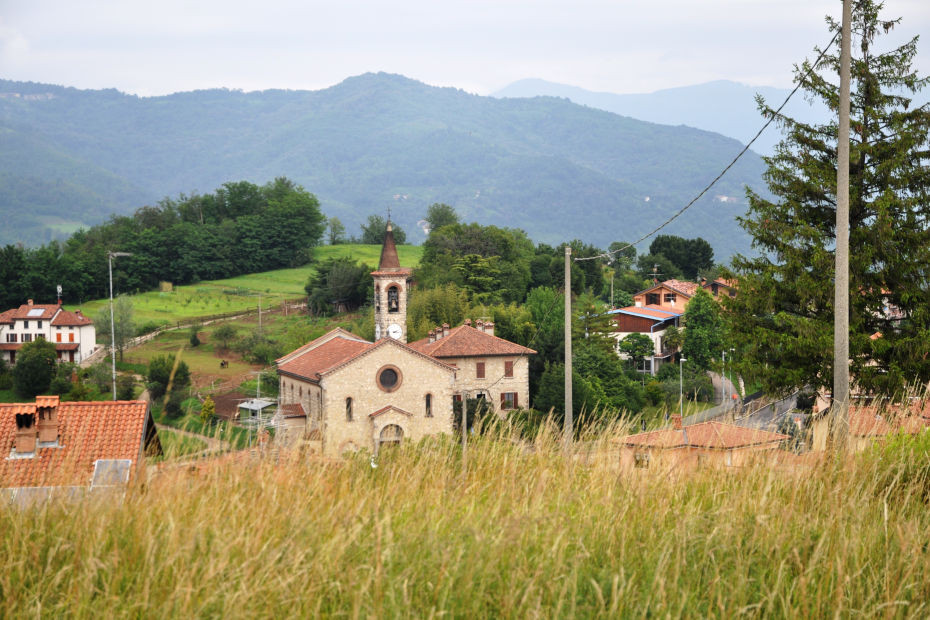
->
[[275, 223, 535, 456]]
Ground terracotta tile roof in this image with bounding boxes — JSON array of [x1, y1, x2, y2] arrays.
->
[[0, 309, 14, 325], [51, 309, 93, 326], [55, 343, 80, 351], [0, 344, 20, 351], [277, 336, 375, 382], [408, 325, 536, 358], [662, 279, 699, 297], [11, 303, 61, 320], [0, 397, 155, 489], [618, 421, 788, 450], [275, 328, 368, 365], [846, 404, 930, 437], [279, 403, 307, 419]]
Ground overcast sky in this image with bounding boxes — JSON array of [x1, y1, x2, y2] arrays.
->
[[1, 0, 928, 97]]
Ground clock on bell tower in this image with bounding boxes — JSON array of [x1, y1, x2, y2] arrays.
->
[[371, 221, 412, 343]]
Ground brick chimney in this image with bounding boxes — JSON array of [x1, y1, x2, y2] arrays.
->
[[27, 299, 34, 306], [671, 414, 682, 430], [15, 412, 37, 454], [464, 318, 471, 327], [36, 397, 60, 443], [484, 321, 495, 337], [428, 329, 436, 343], [442, 323, 450, 338]]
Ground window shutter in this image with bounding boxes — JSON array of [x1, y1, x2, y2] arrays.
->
[[504, 361, 514, 377], [514, 392, 519, 408], [500, 392, 506, 408], [476, 362, 485, 379]]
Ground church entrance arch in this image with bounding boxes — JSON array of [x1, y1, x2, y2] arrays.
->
[[379, 424, 404, 449]]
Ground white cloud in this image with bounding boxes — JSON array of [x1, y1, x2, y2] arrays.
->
[[1, 0, 927, 96]]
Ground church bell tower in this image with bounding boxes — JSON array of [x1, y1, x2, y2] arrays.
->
[[372, 222, 412, 342]]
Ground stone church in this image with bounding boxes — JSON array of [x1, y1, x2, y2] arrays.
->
[[275, 223, 535, 455]]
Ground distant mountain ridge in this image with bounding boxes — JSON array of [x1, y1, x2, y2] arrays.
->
[[0, 73, 768, 257], [493, 78, 831, 156]]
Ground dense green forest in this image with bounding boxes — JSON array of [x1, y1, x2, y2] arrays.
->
[[0, 73, 767, 256], [0, 178, 325, 307]]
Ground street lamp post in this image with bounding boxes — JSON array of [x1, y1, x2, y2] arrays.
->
[[679, 356, 687, 419], [108, 251, 132, 400]]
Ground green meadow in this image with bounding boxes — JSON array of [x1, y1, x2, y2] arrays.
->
[[77, 244, 423, 329]]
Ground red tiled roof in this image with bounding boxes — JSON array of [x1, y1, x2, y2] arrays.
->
[[662, 279, 699, 297], [55, 343, 80, 351], [277, 336, 375, 382], [0, 397, 154, 489], [279, 403, 307, 419], [51, 309, 93, 326], [408, 325, 536, 358], [0, 344, 20, 351], [0, 309, 14, 325], [619, 421, 789, 450], [846, 404, 930, 437], [11, 303, 61, 320]]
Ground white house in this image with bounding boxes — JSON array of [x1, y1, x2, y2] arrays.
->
[[0, 300, 97, 365]]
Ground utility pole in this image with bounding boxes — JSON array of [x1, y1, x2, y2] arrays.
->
[[461, 392, 468, 472], [833, 0, 852, 451], [107, 251, 132, 400], [564, 246, 573, 454]]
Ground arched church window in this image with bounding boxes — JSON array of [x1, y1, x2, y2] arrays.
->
[[387, 286, 399, 312]]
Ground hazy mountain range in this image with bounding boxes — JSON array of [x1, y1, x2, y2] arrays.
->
[[0, 72, 771, 258], [493, 78, 831, 156]]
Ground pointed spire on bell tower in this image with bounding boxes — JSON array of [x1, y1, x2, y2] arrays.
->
[[372, 219, 412, 343], [378, 220, 401, 270]]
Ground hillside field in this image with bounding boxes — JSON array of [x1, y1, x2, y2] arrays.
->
[[2, 428, 928, 616], [78, 244, 422, 329]]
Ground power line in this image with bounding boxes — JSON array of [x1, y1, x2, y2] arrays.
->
[[575, 29, 841, 263]]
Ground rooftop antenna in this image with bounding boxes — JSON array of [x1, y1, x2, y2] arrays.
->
[[56, 284, 62, 304], [651, 264, 662, 285]]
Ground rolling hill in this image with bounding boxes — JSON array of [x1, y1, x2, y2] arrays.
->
[[0, 73, 769, 258], [493, 78, 831, 156]]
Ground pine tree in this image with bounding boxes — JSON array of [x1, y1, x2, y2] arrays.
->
[[725, 1, 930, 397]]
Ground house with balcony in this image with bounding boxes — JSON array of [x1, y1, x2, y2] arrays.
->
[[0, 300, 97, 365], [608, 305, 682, 375]]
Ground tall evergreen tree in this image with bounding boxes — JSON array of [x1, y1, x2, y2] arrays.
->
[[724, 1, 930, 397]]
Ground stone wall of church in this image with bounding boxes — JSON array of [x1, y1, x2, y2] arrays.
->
[[320, 344, 454, 456], [279, 376, 322, 429], [444, 355, 531, 414]]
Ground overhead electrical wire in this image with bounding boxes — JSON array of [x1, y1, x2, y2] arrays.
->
[[575, 29, 841, 263]]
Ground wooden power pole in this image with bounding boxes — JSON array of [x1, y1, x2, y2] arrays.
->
[[564, 246, 573, 454], [833, 0, 852, 451]]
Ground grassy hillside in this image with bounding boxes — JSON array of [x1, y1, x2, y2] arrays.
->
[[1, 428, 928, 616], [0, 75, 766, 257], [79, 244, 422, 327]]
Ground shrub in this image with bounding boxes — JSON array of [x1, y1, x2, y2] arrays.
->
[[117, 374, 136, 400]]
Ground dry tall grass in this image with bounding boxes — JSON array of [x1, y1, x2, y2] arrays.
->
[[2, 425, 929, 617]]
